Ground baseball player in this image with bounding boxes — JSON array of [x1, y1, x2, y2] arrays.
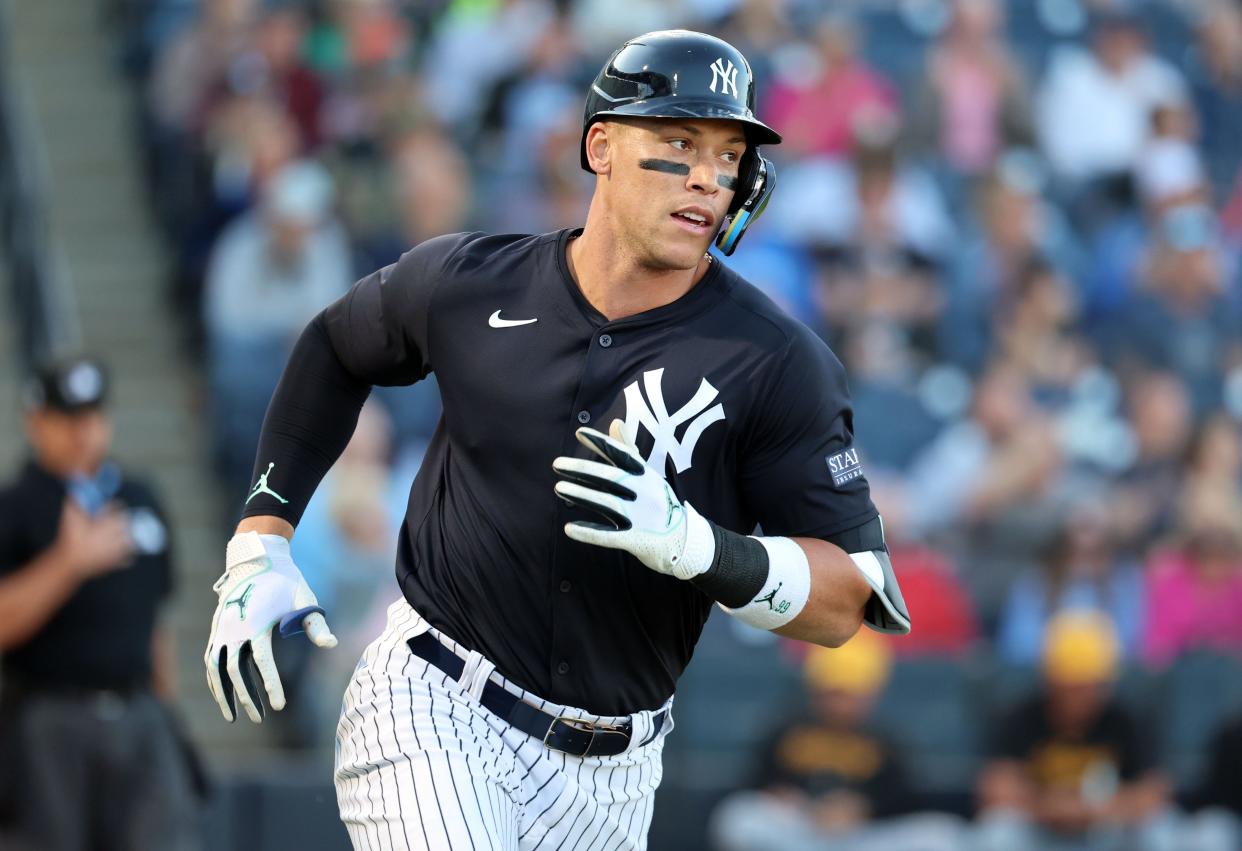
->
[[205, 29, 911, 851]]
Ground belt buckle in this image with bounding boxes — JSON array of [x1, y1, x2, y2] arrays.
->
[[544, 716, 595, 754], [544, 716, 630, 756]]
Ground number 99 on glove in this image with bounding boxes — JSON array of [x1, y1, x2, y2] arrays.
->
[[204, 531, 337, 723]]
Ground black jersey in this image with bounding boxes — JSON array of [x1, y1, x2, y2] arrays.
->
[[246, 228, 877, 715]]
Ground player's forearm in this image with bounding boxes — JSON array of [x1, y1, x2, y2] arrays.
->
[[0, 546, 83, 650], [772, 538, 869, 647], [239, 313, 372, 527]]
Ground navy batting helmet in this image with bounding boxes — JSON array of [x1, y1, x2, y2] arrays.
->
[[580, 30, 781, 255]]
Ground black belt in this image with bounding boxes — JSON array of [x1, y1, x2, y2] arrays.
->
[[406, 632, 665, 758]]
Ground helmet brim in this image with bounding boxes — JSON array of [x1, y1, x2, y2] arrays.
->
[[580, 101, 781, 171]]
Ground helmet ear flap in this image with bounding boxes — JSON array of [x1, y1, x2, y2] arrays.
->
[[715, 150, 775, 256]]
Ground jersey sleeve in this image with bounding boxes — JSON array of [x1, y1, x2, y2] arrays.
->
[[321, 232, 480, 386], [738, 328, 877, 539]]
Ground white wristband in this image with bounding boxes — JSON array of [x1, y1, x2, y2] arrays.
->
[[718, 536, 811, 631]]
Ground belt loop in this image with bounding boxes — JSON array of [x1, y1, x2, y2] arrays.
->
[[458, 651, 494, 703], [628, 711, 652, 753]]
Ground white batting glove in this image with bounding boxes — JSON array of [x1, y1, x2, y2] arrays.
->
[[553, 419, 716, 580], [204, 531, 337, 723]]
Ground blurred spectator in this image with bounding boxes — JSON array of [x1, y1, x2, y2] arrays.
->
[[711, 632, 965, 851], [1134, 101, 1205, 212], [869, 478, 979, 657], [1184, 414, 1242, 495], [715, 0, 794, 86], [343, 125, 475, 271], [214, 5, 325, 149], [1187, 0, 1242, 204], [204, 158, 349, 342], [1184, 711, 1242, 844], [0, 357, 201, 849], [904, 361, 1065, 628], [1037, 10, 1186, 184], [785, 115, 952, 357], [911, 0, 1033, 178], [568, 0, 688, 57], [843, 324, 943, 473], [486, 21, 592, 234], [943, 153, 1083, 373], [762, 13, 897, 160], [1109, 371, 1194, 551], [144, 0, 257, 232], [147, 0, 256, 141], [305, 0, 411, 80], [420, 0, 557, 133], [769, 111, 956, 264], [997, 498, 1145, 666], [1104, 204, 1242, 415], [976, 611, 1175, 851], [168, 96, 302, 331], [993, 260, 1093, 405], [1141, 483, 1242, 667], [205, 159, 351, 489]]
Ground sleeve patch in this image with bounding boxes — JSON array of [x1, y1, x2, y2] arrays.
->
[[825, 447, 863, 487]]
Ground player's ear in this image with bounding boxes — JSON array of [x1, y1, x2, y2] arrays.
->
[[585, 122, 614, 176]]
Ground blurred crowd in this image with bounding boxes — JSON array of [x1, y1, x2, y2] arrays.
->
[[100, 0, 1242, 846]]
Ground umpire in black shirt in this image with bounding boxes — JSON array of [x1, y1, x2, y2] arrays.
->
[[0, 355, 199, 850]]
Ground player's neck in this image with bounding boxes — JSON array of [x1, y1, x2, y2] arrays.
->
[[568, 221, 711, 322]]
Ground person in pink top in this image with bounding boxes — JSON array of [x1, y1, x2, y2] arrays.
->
[[762, 14, 897, 160], [912, 0, 1033, 176], [1142, 483, 1242, 666]]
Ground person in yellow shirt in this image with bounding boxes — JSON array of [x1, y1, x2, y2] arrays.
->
[[712, 631, 963, 850]]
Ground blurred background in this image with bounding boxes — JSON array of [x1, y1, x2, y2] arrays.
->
[[2, 0, 1242, 848]]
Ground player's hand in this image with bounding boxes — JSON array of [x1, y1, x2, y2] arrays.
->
[[204, 531, 337, 723], [553, 419, 714, 581]]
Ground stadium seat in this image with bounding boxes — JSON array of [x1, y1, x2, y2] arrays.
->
[[1153, 652, 1242, 793], [872, 656, 984, 797]]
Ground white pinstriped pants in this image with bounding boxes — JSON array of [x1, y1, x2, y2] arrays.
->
[[335, 601, 673, 851]]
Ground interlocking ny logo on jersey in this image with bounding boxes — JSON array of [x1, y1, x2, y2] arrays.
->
[[709, 57, 739, 98], [621, 368, 724, 474]]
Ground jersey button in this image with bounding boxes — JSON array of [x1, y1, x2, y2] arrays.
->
[[559, 579, 572, 593], [557, 661, 570, 675], [577, 410, 591, 424], [598, 334, 612, 348]]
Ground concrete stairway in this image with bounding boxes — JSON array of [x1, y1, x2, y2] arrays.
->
[[7, 0, 278, 768]]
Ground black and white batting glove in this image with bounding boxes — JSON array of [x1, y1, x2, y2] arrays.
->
[[553, 419, 715, 580], [205, 532, 337, 723]]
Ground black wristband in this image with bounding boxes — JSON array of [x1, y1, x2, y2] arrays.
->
[[690, 522, 770, 608]]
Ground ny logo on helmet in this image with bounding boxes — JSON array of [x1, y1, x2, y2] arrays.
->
[[709, 58, 739, 99], [621, 368, 725, 474]]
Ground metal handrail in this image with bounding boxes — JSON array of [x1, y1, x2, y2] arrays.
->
[[0, 0, 79, 375]]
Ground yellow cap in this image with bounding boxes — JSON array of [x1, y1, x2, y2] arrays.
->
[[1042, 610, 1120, 685], [804, 630, 893, 696]]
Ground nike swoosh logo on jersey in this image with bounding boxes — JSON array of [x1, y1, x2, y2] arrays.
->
[[489, 310, 538, 328]]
